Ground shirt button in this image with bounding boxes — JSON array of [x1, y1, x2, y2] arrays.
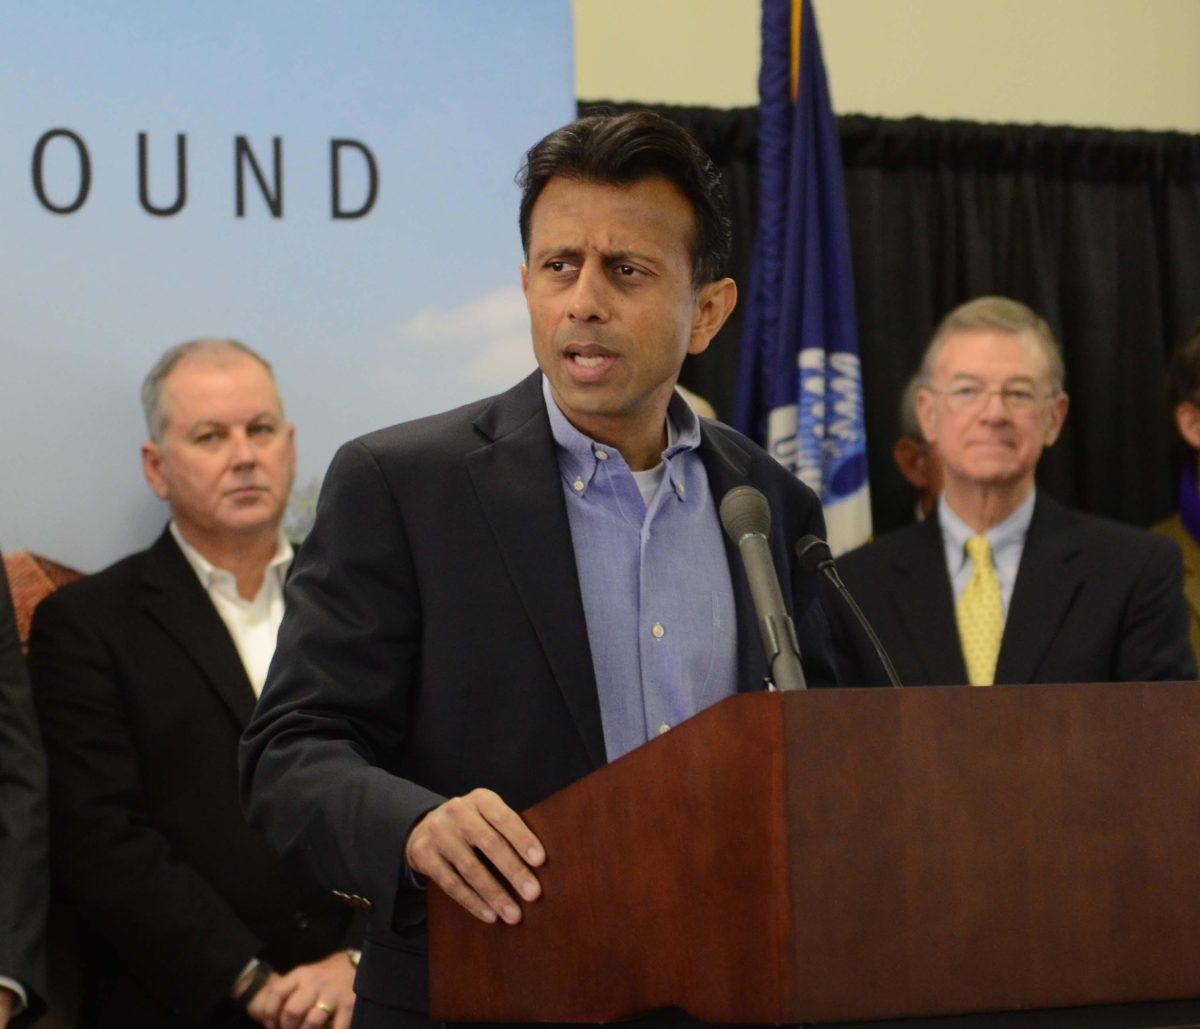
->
[[572, 478, 585, 493], [595, 449, 608, 460], [651, 622, 665, 639], [675, 482, 686, 498], [658, 722, 671, 735]]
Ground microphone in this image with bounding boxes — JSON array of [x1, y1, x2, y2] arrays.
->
[[719, 486, 807, 692], [796, 535, 903, 688]]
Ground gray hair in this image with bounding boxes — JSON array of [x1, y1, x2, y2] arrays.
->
[[141, 338, 278, 443], [920, 296, 1066, 394]]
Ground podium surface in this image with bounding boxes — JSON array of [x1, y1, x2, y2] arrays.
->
[[428, 683, 1200, 1024]]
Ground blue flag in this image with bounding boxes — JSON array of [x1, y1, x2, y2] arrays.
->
[[733, 0, 870, 555]]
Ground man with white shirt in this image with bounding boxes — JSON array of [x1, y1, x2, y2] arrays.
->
[[29, 340, 359, 1028], [826, 296, 1194, 688]]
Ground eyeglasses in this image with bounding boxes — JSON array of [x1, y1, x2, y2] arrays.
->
[[926, 383, 1053, 413]]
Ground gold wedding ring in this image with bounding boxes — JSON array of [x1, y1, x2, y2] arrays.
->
[[314, 999, 335, 1015]]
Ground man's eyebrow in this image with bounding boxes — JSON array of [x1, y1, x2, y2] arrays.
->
[[604, 248, 660, 267], [530, 244, 583, 263], [529, 245, 661, 266], [947, 373, 1037, 385], [185, 412, 278, 433]]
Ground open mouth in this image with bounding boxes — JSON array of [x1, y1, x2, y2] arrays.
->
[[563, 343, 617, 381]]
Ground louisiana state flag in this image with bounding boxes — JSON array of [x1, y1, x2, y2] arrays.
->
[[733, 0, 870, 555]]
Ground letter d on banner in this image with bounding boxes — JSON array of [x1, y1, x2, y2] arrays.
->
[[331, 139, 379, 219]]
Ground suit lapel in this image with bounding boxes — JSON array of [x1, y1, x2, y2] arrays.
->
[[140, 529, 257, 728], [466, 374, 606, 770], [995, 495, 1083, 684], [889, 515, 968, 685], [696, 424, 767, 694]]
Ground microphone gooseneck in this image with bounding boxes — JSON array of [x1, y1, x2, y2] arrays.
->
[[719, 487, 807, 692], [796, 534, 902, 688]]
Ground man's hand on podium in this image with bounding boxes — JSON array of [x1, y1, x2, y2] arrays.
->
[[405, 787, 545, 925]]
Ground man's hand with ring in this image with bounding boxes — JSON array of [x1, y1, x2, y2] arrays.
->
[[261, 951, 355, 1029], [405, 787, 545, 925]]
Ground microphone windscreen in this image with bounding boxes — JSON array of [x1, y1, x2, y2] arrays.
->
[[795, 534, 834, 573], [719, 485, 771, 543]]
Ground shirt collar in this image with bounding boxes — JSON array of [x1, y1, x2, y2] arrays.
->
[[938, 488, 1036, 572], [542, 376, 701, 498], [170, 520, 293, 595]]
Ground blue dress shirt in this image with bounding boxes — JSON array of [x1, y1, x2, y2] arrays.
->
[[939, 489, 1036, 621], [543, 379, 737, 762]]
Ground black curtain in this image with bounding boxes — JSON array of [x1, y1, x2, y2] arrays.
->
[[580, 101, 1200, 535]]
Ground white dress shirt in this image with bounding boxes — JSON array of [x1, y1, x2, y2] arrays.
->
[[169, 523, 292, 696]]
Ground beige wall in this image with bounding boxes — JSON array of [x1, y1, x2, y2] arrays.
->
[[573, 0, 1200, 133]]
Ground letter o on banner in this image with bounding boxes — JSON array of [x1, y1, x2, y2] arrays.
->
[[32, 128, 91, 214]]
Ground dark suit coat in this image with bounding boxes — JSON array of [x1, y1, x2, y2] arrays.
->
[[0, 556, 48, 1023], [827, 493, 1196, 687], [27, 531, 353, 1027], [240, 371, 837, 1015]]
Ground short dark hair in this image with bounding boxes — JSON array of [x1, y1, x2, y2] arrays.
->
[[1166, 321, 1200, 412], [516, 111, 732, 287]]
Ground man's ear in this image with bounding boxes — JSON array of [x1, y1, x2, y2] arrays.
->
[[1175, 401, 1200, 452], [141, 441, 169, 501], [1043, 391, 1070, 447], [688, 278, 737, 357], [520, 263, 530, 300]]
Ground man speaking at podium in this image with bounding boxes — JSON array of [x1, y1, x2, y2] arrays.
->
[[241, 112, 837, 1026]]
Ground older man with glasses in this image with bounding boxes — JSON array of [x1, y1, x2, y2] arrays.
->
[[826, 295, 1194, 688]]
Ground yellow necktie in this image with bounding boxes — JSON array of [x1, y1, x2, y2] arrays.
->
[[956, 535, 1003, 686]]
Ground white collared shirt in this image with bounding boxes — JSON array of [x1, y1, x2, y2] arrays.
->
[[169, 523, 293, 696]]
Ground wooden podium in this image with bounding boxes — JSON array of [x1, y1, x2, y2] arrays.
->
[[427, 683, 1200, 1024]]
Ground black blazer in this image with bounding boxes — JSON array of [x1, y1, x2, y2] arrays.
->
[[240, 371, 837, 1014], [827, 494, 1196, 687], [27, 531, 352, 1027], [0, 556, 48, 1024]]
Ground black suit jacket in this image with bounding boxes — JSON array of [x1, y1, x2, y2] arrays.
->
[[240, 371, 837, 1014], [0, 557, 48, 1024], [827, 494, 1196, 687], [27, 531, 353, 1027]]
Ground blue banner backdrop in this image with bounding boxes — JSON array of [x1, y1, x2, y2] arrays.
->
[[0, 2, 574, 570]]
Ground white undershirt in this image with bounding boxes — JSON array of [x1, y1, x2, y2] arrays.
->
[[169, 523, 292, 696], [628, 411, 679, 507]]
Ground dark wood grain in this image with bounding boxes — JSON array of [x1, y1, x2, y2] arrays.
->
[[429, 683, 1200, 1024]]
